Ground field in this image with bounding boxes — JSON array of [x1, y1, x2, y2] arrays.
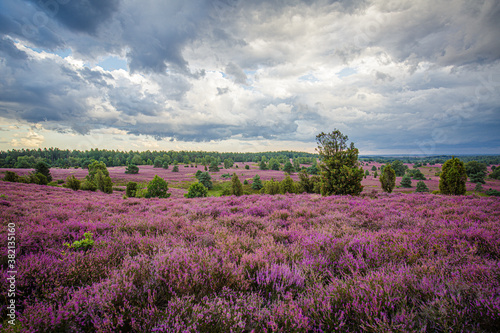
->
[[1, 170, 500, 332]]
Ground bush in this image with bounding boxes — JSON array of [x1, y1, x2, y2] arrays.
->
[[489, 168, 500, 180], [57, 179, 65, 184], [195, 170, 203, 179], [209, 162, 220, 172], [35, 161, 52, 182], [3, 171, 19, 182], [243, 180, 248, 185], [185, 182, 208, 198], [251, 174, 263, 190], [245, 165, 250, 170], [231, 173, 243, 196], [465, 161, 487, 184], [80, 180, 97, 191], [371, 165, 377, 171], [162, 162, 169, 169], [65, 175, 81, 191], [197, 172, 213, 189], [95, 170, 113, 194], [221, 173, 232, 179], [29, 172, 48, 185], [283, 161, 294, 174], [380, 164, 396, 193], [415, 181, 429, 193], [400, 174, 412, 188], [474, 183, 483, 192], [439, 157, 466, 195], [262, 180, 280, 195], [279, 175, 297, 194], [172, 165, 179, 172], [146, 175, 171, 198], [486, 189, 500, 197], [125, 164, 139, 174], [126, 182, 138, 197]]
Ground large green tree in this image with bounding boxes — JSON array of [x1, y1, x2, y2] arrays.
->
[[439, 157, 466, 195], [35, 161, 52, 182], [316, 130, 364, 196], [231, 173, 243, 196], [465, 161, 487, 184]]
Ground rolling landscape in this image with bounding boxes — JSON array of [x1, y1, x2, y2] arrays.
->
[[1, 0, 500, 332]]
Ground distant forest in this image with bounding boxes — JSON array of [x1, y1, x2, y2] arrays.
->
[[0, 148, 318, 169], [1, 148, 499, 169]]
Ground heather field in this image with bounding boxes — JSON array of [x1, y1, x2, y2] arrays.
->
[[1, 181, 500, 332]]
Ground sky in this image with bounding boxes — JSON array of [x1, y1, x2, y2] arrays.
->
[[0, 0, 499, 155]]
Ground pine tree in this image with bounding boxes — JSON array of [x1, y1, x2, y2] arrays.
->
[[231, 173, 243, 196], [380, 163, 396, 193], [251, 174, 263, 190], [439, 157, 466, 195], [400, 174, 412, 188], [415, 181, 429, 193]]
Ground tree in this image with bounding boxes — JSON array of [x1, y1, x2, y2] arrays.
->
[[231, 173, 243, 196], [245, 164, 250, 170], [65, 175, 81, 191], [280, 175, 297, 194], [439, 157, 466, 195], [490, 168, 500, 180], [153, 157, 163, 168], [364, 170, 369, 177], [197, 172, 213, 189], [316, 130, 364, 196], [400, 174, 412, 188], [283, 161, 294, 174], [87, 160, 109, 182], [223, 158, 234, 169], [125, 164, 139, 174], [465, 161, 487, 184], [415, 181, 429, 193], [185, 182, 208, 198], [293, 159, 300, 172], [391, 160, 407, 177], [251, 174, 263, 190], [172, 165, 179, 172], [259, 160, 268, 170], [131, 154, 143, 165], [209, 161, 220, 172], [29, 173, 48, 185], [95, 170, 113, 194], [374, 171, 378, 178], [146, 175, 171, 198], [268, 158, 280, 171], [262, 179, 280, 195], [371, 165, 377, 171], [35, 161, 52, 182], [126, 182, 138, 197], [410, 169, 426, 180], [162, 161, 169, 169], [380, 163, 396, 193]]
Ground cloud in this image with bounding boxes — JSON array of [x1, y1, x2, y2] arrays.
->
[[0, 0, 499, 153]]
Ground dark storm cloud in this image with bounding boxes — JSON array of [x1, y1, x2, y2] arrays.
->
[[28, 0, 120, 34]]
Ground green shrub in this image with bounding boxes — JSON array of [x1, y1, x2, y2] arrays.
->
[[57, 179, 65, 184], [415, 181, 429, 193], [245, 165, 250, 170], [221, 173, 232, 179], [439, 157, 466, 195], [486, 189, 500, 197], [162, 162, 169, 169], [380, 164, 396, 193], [489, 168, 500, 180], [126, 182, 138, 197], [231, 173, 243, 196], [262, 180, 280, 195], [400, 174, 412, 188], [185, 182, 208, 198], [125, 164, 139, 174], [243, 179, 248, 185], [35, 161, 52, 182], [172, 165, 179, 172], [65, 175, 81, 191], [279, 175, 297, 194], [474, 183, 483, 192], [146, 175, 171, 198], [95, 170, 113, 194], [29, 172, 48, 185], [251, 174, 263, 190], [3, 171, 19, 182], [80, 180, 97, 191], [197, 172, 213, 189]]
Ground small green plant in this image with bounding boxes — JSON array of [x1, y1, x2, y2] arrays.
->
[[64, 232, 94, 251], [146, 175, 171, 198], [172, 165, 179, 172], [65, 175, 81, 191], [185, 182, 208, 198], [221, 173, 232, 179], [0, 194, 7, 199], [245, 165, 250, 170]]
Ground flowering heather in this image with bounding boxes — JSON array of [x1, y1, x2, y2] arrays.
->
[[1, 180, 500, 332]]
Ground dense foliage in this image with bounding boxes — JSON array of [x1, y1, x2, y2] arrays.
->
[[145, 175, 171, 198], [380, 164, 396, 193], [316, 130, 364, 196], [185, 182, 208, 198], [125, 164, 139, 174], [440, 157, 467, 195]]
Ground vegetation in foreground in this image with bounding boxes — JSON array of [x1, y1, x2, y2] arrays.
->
[[1, 181, 500, 332]]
